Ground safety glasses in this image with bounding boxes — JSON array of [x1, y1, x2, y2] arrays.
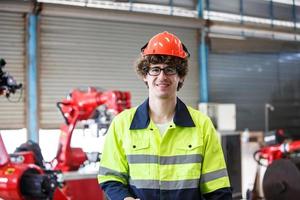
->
[[147, 66, 177, 76]]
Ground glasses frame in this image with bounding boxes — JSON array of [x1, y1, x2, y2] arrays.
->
[[147, 66, 178, 76]]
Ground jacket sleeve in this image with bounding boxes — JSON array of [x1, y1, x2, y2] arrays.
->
[[100, 181, 133, 200], [98, 118, 133, 200], [200, 117, 231, 194], [203, 187, 232, 200]]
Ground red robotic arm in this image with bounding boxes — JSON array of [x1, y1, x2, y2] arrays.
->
[[54, 87, 131, 171], [255, 140, 300, 165], [254, 137, 300, 199]]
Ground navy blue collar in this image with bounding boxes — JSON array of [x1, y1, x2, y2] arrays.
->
[[129, 97, 195, 130]]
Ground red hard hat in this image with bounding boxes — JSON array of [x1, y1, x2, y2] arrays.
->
[[141, 31, 190, 59]]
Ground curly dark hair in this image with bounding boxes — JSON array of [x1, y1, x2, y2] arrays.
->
[[135, 55, 188, 91]]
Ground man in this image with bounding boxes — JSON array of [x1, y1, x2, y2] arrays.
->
[[98, 31, 232, 200]]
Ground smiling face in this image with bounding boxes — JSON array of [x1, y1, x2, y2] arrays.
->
[[143, 63, 184, 100]]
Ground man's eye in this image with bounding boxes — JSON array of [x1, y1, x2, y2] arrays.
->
[[165, 67, 176, 73], [151, 68, 160, 73]]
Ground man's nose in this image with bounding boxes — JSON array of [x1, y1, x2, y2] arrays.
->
[[158, 70, 168, 78]]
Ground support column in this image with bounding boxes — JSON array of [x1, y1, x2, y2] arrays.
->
[[198, 0, 209, 103], [199, 31, 209, 103], [27, 13, 39, 142]]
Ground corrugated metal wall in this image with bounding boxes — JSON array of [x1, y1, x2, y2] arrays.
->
[[269, 53, 300, 131], [208, 0, 297, 21], [209, 0, 240, 14], [39, 15, 199, 128], [210, 38, 300, 54], [134, 0, 196, 9], [244, 0, 270, 19], [0, 11, 25, 129], [208, 52, 300, 131]]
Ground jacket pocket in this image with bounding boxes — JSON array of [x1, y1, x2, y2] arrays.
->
[[173, 140, 203, 178], [126, 132, 151, 178], [130, 132, 150, 151], [176, 141, 203, 151]]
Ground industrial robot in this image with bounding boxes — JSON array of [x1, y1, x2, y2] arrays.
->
[[0, 58, 131, 199]]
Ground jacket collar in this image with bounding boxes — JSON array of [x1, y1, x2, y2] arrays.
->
[[129, 97, 195, 130]]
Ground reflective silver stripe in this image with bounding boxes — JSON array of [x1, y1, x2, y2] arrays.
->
[[127, 154, 158, 163], [160, 154, 202, 165], [161, 179, 199, 190], [129, 179, 160, 189], [129, 178, 200, 190], [127, 154, 202, 165], [98, 166, 129, 180], [200, 168, 228, 184]]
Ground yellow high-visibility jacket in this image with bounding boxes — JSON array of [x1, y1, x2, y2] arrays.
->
[[98, 98, 231, 200]]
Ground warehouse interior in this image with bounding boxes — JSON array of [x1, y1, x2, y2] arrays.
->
[[0, 0, 300, 199]]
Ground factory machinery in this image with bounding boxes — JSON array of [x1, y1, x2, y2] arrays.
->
[[0, 58, 22, 98], [0, 58, 131, 199], [253, 128, 300, 200]]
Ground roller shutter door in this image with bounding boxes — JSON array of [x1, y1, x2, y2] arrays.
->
[[40, 14, 199, 128], [0, 11, 25, 129]]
